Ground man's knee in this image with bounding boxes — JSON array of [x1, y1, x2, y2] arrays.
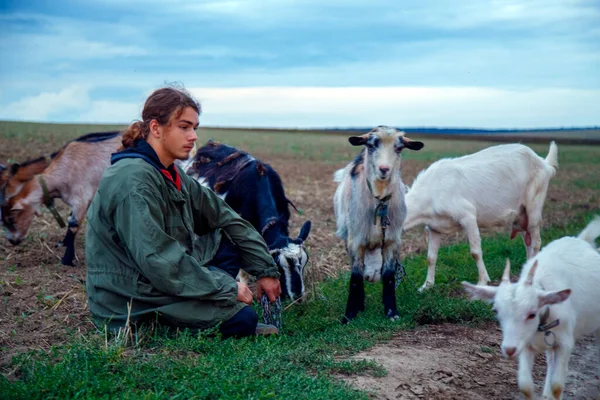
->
[[219, 306, 258, 339]]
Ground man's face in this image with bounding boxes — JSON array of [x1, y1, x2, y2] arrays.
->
[[160, 106, 199, 162]]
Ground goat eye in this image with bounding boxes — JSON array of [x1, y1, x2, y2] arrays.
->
[[492, 308, 498, 314], [526, 313, 536, 320], [368, 138, 380, 148]]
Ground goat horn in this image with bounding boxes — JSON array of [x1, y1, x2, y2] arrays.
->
[[525, 260, 538, 286], [501, 259, 511, 283]]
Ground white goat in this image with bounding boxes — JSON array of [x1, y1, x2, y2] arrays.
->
[[404, 142, 558, 290], [333, 126, 424, 323], [462, 216, 600, 400]]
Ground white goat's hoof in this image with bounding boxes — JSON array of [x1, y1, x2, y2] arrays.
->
[[388, 315, 400, 322], [519, 386, 534, 399], [418, 282, 433, 292]]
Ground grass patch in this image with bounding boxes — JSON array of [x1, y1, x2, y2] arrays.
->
[[2, 212, 599, 399]]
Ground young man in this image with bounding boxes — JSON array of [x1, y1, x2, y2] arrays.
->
[[85, 87, 281, 338]]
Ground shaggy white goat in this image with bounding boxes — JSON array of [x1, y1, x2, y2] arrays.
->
[[334, 126, 423, 323], [404, 142, 558, 290], [463, 216, 600, 400]]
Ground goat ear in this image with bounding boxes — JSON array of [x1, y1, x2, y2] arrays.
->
[[402, 137, 424, 151], [538, 289, 571, 307], [348, 135, 368, 146], [461, 281, 498, 302], [525, 260, 538, 286], [10, 163, 20, 175], [297, 220, 311, 242]]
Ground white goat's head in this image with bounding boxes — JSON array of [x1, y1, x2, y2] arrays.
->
[[462, 260, 571, 358], [349, 126, 423, 198]]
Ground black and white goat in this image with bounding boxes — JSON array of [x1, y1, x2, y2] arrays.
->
[[403, 142, 558, 290], [1, 131, 122, 265], [334, 126, 424, 323], [184, 141, 311, 301]]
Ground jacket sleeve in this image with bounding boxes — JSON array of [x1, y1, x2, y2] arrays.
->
[[189, 180, 280, 280], [113, 187, 239, 304]]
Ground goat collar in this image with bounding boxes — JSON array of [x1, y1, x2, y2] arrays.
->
[[537, 307, 560, 332], [366, 179, 392, 226], [38, 176, 66, 228]]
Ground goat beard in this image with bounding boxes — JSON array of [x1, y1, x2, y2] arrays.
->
[[371, 178, 393, 199]]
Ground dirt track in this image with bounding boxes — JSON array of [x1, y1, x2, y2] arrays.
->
[[340, 323, 599, 400]]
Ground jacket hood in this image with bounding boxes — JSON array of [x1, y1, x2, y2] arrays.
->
[[111, 139, 181, 190]]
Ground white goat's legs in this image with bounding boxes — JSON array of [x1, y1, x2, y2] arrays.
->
[[419, 228, 441, 291], [527, 226, 542, 260], [543, 349, 556, 398], [518, 348, 535, 399], [462, 217, 490, 285], [543, 342, 573, 400]]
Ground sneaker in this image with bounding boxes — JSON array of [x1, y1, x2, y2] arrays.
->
[[255, 323, 279, 336]]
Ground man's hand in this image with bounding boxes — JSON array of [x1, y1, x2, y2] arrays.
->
[[236, 282, 253, 305], [257, 277, 281, 303]]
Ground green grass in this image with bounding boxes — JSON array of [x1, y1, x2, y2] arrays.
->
[[3, 211, 598, 399]]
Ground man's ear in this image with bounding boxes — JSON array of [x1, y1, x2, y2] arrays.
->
[[149, 119, 161, 138]]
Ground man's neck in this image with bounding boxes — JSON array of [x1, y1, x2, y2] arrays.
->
[[147, 139, 174, 168]]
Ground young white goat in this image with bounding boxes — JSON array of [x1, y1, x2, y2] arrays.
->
[[334, 126, 424, 323], [404, 142, 558, 290], [463, 217, 600, 400]]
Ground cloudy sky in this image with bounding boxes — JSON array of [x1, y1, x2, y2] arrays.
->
[[1, 0, 599, 129]]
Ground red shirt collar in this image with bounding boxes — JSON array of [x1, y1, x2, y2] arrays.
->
[[160, 167, 181, 191]]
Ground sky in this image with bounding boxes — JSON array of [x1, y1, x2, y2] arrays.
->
[[0, 0, 599, 129]]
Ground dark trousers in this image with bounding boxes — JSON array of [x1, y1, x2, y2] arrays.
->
[[210, 237, 259, 339]]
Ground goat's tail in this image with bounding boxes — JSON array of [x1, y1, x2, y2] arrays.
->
[[577, 216, 600, 247], [545, 141, 559, 171], [333, 168, 345, 183]]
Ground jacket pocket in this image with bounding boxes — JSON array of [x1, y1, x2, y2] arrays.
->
[[165, 215, 190, 245]]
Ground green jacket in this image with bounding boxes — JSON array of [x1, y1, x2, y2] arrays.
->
[[85, 157, 279, 330]]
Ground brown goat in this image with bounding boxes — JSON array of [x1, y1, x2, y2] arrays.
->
[[1, 131, 122, 265]]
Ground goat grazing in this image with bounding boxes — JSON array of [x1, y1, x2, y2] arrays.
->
[[0, 152, 58, 206], [184, 140, 312, 301], [404, 142, 558, 290], [1, 131, 122, 265], [462, 216, 600, 400], [334, 126, 424, 323]]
